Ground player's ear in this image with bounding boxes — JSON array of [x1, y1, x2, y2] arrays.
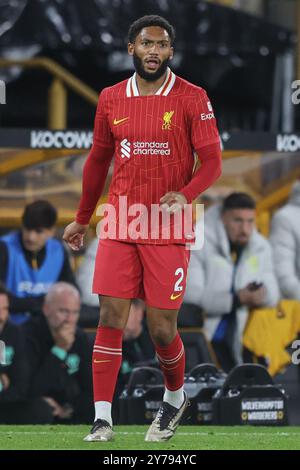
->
[[128, 43, 134, 56], [169, 47, 174, 60]]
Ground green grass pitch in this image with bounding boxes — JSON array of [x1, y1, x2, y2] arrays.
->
[[0, 425, 300, 450]]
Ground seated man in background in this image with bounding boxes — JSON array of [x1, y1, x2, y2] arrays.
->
[[0, 283, 52, 423], [185, 192, 280, 372], [24, 282, 93, 424], [270, 179, 300, 300], [0, 200, 76, 324], [76, 237, 99, 327], [0, 282, 29, 422]]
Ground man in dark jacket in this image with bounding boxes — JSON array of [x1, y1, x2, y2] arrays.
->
[[0, 282, 52, 423], [24, 282, 93, 423], [0, 200, 76, 324]]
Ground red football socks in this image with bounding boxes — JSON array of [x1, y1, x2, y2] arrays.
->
[[92, 326, 123, 402], [154, 332, 185, 391]]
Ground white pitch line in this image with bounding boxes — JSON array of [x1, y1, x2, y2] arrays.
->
[[1, 431, 300, 437]]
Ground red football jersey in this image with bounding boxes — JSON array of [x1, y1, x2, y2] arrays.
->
[[87, 68, 220, 244]]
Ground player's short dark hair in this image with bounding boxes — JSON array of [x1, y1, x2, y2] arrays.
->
[[222, 192, 256, 212], [128, 15, 175, 44], [0, 282, 9, 299], [22, 200, 57, 230]]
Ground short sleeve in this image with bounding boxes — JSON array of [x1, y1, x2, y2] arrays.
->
[[190, 89, 220, 150], [93, 89, 114, 149]]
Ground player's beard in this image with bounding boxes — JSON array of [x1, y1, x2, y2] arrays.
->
[[133, 53, 170, 82]]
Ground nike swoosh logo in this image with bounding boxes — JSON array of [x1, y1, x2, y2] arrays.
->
[[170, 293, 182, 301], [93, 359, 112, 364], [113, 117, 129, 125]]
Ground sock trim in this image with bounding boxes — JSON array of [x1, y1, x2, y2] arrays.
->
[[156, 345, 184, 365], [94, 347, 122, 356], [94, 345, 122, 352]]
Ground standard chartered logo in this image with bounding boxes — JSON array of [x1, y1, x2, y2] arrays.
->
[[134, 141, 170, 155], [120, 138, 170, 158], [120, 138, 131, 159]]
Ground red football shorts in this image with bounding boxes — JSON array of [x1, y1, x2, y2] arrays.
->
[[93, 238, 191, 310]]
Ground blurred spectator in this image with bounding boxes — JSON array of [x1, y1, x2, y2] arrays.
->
[[122, 299, 155, 371], [185, 192, 279, 372], [0, 282, 52, 424], [76, 237, 99, 326], [0, 200, 76, 324], [24, 282, 93, 424], [0, 282, 28, 420], [123, 299, 144, 342], [270, 180, 300, 300]]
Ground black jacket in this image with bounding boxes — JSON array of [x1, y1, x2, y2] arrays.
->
[[24, 315, 92, 405], [0, 321, 29, 402]]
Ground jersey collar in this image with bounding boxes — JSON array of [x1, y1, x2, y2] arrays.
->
[[126, 67, 176, 97]]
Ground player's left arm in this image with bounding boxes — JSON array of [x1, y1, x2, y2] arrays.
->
[[180, 140, 222, 203], [180, 90, 222, 202], [160, 90, 222, 213]]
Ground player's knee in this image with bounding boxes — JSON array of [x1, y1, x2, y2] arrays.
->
[[99, 302, 126, 329], [151, 326, 174, 347]]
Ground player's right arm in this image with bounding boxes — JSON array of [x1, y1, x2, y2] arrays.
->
[[63, 89, 114, 251]]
